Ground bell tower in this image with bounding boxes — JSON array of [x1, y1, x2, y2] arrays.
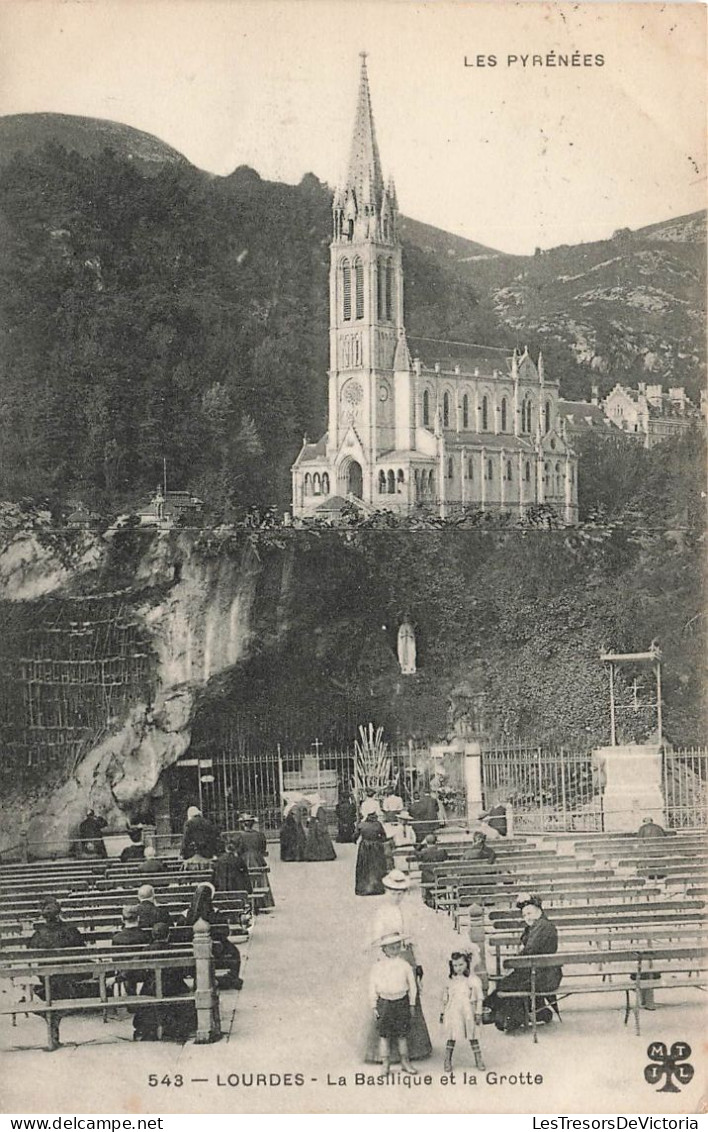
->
[[327, 54, 405, 465]]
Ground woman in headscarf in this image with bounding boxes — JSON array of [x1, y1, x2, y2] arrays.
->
[[363, 869, 432, 1063], [234, 814, 275, 909], [483, 894, 562, 1032], [279, 800, 308, 862], [184, 882, 243, 990], [354, 811, 389, 896], [304, 801, 337, 861]]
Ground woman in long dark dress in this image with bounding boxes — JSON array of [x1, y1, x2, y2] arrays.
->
[[280, 802, 308, 861], [304, 803, 337, 861], [335, 794, 358, 843], [234, 815, 275, 909], [355, 812, 389, 896], [484, 895, 562, 1032]]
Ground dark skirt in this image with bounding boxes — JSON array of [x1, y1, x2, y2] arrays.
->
[[376, 995, 411, 1039], [355, 839, 388, 895], [485, 966, 562, 1031], [304, 820, 337, 861], [280, 816, 306, 862]]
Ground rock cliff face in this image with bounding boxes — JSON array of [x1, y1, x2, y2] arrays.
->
[[0, 524, 262, 856]]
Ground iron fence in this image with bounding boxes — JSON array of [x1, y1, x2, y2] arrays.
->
[[662, 746, 708, 829], [481, 740, 603, 833]]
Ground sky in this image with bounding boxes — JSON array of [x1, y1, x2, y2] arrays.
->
[[0, 0, 705, 254]]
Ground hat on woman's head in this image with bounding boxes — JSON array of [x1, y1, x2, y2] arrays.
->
[[398, 811, 412, 821], [240, 813, 256, 824], [516, 892, 543, 910], [382, 869, 410, 891], [377, 930, 405, 948], [187, 806, 201, 819]]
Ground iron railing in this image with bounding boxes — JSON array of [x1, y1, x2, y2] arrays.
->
[[662, 747, 708, 829]]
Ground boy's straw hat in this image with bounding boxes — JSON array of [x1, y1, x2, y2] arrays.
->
[[382, 869, 410, 890]]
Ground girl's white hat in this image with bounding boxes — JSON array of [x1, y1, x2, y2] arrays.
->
[[382, 869, 410, 890]]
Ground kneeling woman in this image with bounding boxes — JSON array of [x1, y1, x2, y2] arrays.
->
[[484, 895, 562, 1032]]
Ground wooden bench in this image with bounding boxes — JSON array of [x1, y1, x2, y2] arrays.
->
[[450, 881, 660, 929], [489, 924, 708, 976], [488, 899, 706, 930], [495, 946, 708, 1043], [0, 919, 222, 1050]]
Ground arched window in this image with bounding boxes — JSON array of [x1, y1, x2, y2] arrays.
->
[[522, 400, 532, 434], [385, 260, 393, 321], [414, 469, 420, 497], [443, 392, 450, 428], [423, 390, 430, 427], [525, 462, 531, 483], [354, 258, 364, 320], [313, 472, 321, 495], [467, 457, 474, 480], [428, 469, 435, 494], [447, 456, 453, 479], [304, 473, 311, 495], [506, 460, 512, 482], [462, 394, 469, 429], [387, 469, 395, 494], [383, 218, 389, 240], [501, 397, 508, 432], [544, 400, 551, 434], [482, 396, 489, 431], [555, 462, 562, 494], [378, 470, 386, 494], [377, 258, 385, 319], [397, 469, 405, 492], [543, 462, 549, 485], [486, 458, 493, 481], [342, 260, 351, 322], [322, 473, 330, 495]]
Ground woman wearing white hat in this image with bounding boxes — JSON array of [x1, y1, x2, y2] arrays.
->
[[363, 869, 432, 1063]]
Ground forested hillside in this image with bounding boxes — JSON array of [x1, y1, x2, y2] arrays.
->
[[0, 114, 704, 517]]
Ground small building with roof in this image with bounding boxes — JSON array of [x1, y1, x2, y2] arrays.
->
[[291, 56, 578, 524]]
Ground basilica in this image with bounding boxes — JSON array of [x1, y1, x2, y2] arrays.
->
[[291, 56, 578, 524]]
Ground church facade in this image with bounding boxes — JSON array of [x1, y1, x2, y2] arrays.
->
[[291, 56, 578, 524]]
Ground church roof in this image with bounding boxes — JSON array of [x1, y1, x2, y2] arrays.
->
[[408, 336, 512, 376], [343, 54, 384, 210], [445, 432, 536, 453], [293, 433, 328, 466], [558, 400, 612, 434]]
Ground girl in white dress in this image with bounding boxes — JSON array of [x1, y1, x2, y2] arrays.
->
[[439, 947, 485, 1072]]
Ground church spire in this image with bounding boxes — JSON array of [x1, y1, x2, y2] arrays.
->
[[344, 52, 384, 211]]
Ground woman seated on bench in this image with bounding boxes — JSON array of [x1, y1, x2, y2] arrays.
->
[[184, 882, 243, 990], [484, 894, 562, 1033]]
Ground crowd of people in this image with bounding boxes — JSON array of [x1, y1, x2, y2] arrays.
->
[[57, 787, 568, 1065], [42, 804, 275, 1042]]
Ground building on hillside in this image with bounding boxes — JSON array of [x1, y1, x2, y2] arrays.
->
[[291, 55, 578, 525], [559, 385, 617, 442], [137, 488, 204, 528], [602, 382, 701, 448]]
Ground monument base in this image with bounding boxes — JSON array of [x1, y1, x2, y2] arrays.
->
[[594, 744, 665, 833]]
